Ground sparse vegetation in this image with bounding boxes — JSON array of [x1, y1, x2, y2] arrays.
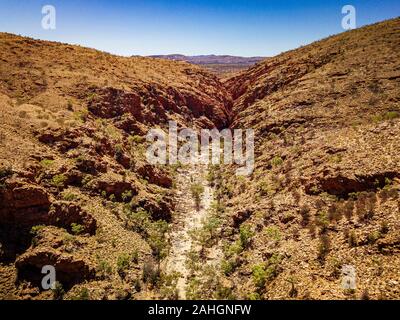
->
[[191, 182, 205, 210], [69, 223, 84, 235]]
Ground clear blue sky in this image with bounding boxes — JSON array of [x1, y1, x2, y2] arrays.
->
[[0, 0, 399, 57]]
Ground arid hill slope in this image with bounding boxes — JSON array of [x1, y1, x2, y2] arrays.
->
[[0, 33, 231, 299], [210, 18, 400, 299]]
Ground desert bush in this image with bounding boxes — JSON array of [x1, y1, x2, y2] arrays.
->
[[348, 230, 358, 247], [70, 223, 85, 235], [328, 204, 342, 222], [248, 292, 262, 300], [299, 205, 311, 226], [252, 264, 267, 289], [221, 259, 236, 276], [129, 135, 145, 145], [30, 225, 46, 237], [71, 287, 90, 300], [316, 211, 329, 231], [271, 156, 283, 167], [384, 111, 399, 120], [52, 282, 65, 300], [191, 182, 204, 210], [317, 234, 331, 261], [114, 144, 124, 162], [62, 191, 78, 201], [97, 259, 112, 276], [344, 200, 354, 220], [117, 253, 131, 275], [367, 230, 381, 244], [265, 253, 283, 280], [143, 219, 169, 260], [142, 260, 160, 286], [225, 240, 243, 257], [265, 226, 281, 242], [40, 159, 54, 168], [51, 174, 67, 189], [74, 109, 89, 123], [121, 190, 133, 202], [380, 221, 389, 234], [239, 224, 254, 248], [66, 100, 74, 111]]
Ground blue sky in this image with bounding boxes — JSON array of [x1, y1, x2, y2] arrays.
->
[[0, 0, 399, 56]]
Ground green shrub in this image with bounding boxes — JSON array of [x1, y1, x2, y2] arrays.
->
[[66, 100, 74, 111], [30, 225, 46, 236], [226, 240, 243, 257], [239, 224, 254, 248], [129, 135, 145, 144], [114, 144, 123, 160], [71, 287, 90, 300], [271, 156, 284, 167], [316, 211, 329, 229], [117, 253, 131, 274], [265, 226, 281, 241], [52, 282, 65, 300], [191, 183, 205, 209], [97, 260, 112, 276], [147, 220, 169, 260], [384, 111, 399, 120], [74, 109, 89, 122], [51, 174, 67, 188], [142, 261, 160, 286], [348, 230, 358, 247], [265, 253, 283, 280], [252, 264, 267, 289], [221, 259, 236, 276], [40, 159, 54, 168], [121, 190, 133, 202], [71, 223, 85, 235], [62, 191, 78, 201], [248, 292, 262, 300], [367, 231, 381, 244], [318, 234, 331, 261]]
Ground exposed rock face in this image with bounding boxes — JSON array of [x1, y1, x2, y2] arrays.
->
[[49, 202, 97, 235], [87, 83, 231, 130], [0, 181, 51, 228], [136, 163, 173, 188], [87, 178, 138, 201], [0, 180, 96, 234], [16, 247, 95, 289], [305, 171, 400, 197]]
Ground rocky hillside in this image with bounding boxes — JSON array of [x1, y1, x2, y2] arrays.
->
[[0, 32, 231, 299], [211, 18, 399, 299]]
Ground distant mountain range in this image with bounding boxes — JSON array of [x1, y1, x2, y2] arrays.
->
[[148, 54, 265, 65], [148, 54, 266, 76]]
